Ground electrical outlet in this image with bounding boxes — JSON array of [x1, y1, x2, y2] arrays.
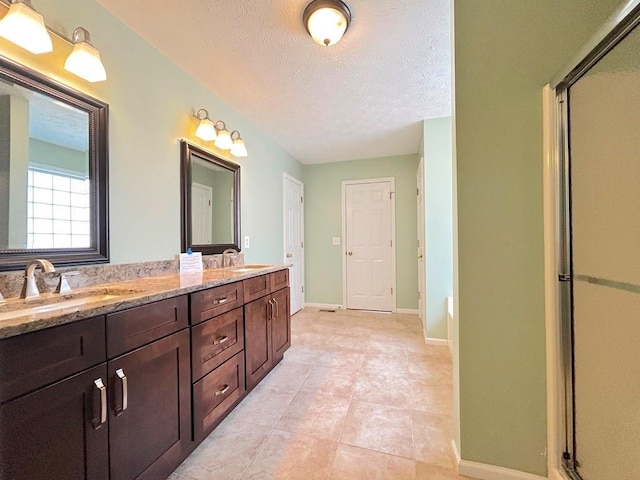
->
[[332, 237, 341, 246], [244, 236, 250, 248]]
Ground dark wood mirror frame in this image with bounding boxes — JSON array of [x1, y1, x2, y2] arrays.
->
[[180, 140, 241, 254], [0, 55, 109, 271]]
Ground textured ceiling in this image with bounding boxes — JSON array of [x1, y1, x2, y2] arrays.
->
[[96, 0, 451, 164]]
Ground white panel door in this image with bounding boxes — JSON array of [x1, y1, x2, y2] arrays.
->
[[191, 182, 212, 244], [284, 175, 304, 314], [417, 158, 426, 325], [345, 180, 393, 311]]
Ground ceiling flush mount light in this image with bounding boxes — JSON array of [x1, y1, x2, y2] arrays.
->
[[194, 108, 216, 141], [230, 131, 248, 158], [64, 27, 107, 82], [303, 0, 351, 47], [0, 0, 52, 54], [214, 121, 233, 150]]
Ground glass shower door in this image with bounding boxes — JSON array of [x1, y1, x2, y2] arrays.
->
[[566, 20, 640, 480]]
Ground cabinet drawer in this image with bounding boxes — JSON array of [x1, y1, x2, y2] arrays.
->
[[106, 296, 188, 359], [191, 307, 244, 380], [190, 282, 244, 325], [193, 352, 245, 442], [270, 269, 289, 292], [243, 274, 270, 303], [0, 316, 106, 404]]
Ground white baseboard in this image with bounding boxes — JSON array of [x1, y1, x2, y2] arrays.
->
[[425, 337, 449, 346], [396, 308, 419, 314], [452, 440, 547, 480], [304, 303, 344, 310]]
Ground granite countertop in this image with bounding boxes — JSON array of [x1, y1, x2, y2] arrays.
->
[[0, 264, 287, 340]]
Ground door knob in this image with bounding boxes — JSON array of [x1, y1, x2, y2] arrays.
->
[[347, 251, 353, 256], [286, 253, 293, 258], [418, 254, 423, 259]]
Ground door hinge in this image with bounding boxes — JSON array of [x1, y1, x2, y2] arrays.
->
[[418, 291, 421, 300], [558, 274, 571, 282], [390, 240, 392, 247], [301, 241, 304, 248], [302, 285, 304, 293], [417, 188, 419, 196], [301, 196, 304, 204], [391, 288, 394, 295]]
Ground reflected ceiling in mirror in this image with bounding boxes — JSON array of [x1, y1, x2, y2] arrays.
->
[[0, 55, 108, 271], [181, 141, 240, 254]]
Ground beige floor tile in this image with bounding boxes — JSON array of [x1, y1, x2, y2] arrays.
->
[[408, 354, 453, 385], [317, 349, 366, 369], [291, 332, 335, 348], [367, 338, 411, 358], [329, 333, 371, 351], [352, 369, 411, 407], [300, 363, 360, 397], [415, 462, 472, 479], [276, 390, 351, 440], [361, 352, 409, 376], [175, 419, 271, 480], [410, 381, 454, 415], [328, 444, 417, 480], [167, 473, 192, 480], [241, 429, 338, 480], [260, 362, 313, 391], [340, 400, 414, 458], [226, 384, 297, 427], [281, 345, 324, 366], [412, 411, 455, 468]]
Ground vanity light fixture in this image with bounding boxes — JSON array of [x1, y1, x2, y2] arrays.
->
[[303, 0, 351, 47], [213, 121, 233, 150], [64, 27, 107, 82], [194, 108, 216, 141], [230, 131, 248, 158], [0, 0, 52, 54]]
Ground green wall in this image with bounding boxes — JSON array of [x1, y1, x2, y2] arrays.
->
[[304, 154, 419, 310], [0, 0, 303, 265], [423, 117, 452, 340], [454, 0, 626, 475]]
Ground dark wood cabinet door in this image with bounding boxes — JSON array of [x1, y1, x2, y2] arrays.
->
[[108, 329, 191, 480], [270, 269, 289, 293], [244, 295, 273, 390], [243, 274, 270, 303], [272, 287, 291, 364], [0, 364, 109, 480]]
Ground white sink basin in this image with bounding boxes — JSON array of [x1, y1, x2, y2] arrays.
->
[[0, 287, 141, 321]]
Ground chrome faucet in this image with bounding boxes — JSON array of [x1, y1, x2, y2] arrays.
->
[[20, 259, 56, 299], [222, 248, 238, 268]]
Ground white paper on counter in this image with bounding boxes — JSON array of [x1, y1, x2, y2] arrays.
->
[[179, 251, 203, 273]]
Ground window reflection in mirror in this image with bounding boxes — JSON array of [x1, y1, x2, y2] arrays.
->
[[0, 56, 108, 271], [0, 84, 90, 250]]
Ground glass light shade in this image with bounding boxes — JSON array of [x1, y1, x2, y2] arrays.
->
[[195, 117, 216, 141], [306, 6, 348, 46], [0, 2, 52, 54], [64, 41, 107, 82], [230, 138, 248, 157], [214, 128, 232, 150]]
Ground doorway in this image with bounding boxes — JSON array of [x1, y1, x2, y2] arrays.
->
[[283, 174, 304, 314], [417, 158, 426, 325], [342, 178, 396, 312], [191, 182, 212, 244]]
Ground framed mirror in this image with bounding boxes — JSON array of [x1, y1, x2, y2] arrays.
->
[[180, 140, 241, 254], [0, 55, 109, 271]]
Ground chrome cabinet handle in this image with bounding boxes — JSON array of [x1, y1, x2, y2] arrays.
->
[[286, 253, 293, 258], [115, 368, 128, 415], [215, 384, 230, 396], [273, 298, 279, 318], [94, 378, 107, 427], [213, 335, 229, 345], [267, 299, 274, 320], [215, 297, 228, 305]]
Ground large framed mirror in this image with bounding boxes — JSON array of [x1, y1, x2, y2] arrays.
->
[[0, 55, 109, 271], [180, 140, 241, 254]]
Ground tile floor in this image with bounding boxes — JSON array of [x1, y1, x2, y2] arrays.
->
[[169, 307, 469, 480]]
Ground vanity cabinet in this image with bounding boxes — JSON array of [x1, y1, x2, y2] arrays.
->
[[244, 271, 291, 390], [106, 297, 191, 480], [0, 317, 109, 480]]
